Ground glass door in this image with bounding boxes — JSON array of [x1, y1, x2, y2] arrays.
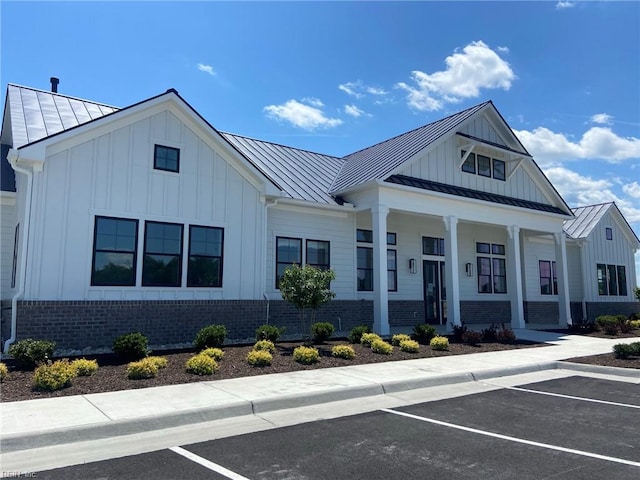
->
[[423, 260, 446, 325]]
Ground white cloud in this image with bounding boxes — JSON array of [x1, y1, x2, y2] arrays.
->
[[264, 99, 342, 130], [302, 97, 324, 107], [366, 86, 388, 95], [197, 63, 216, 76], [590, 113, 613, 125], [623, 181, 640, 199], [514, 126, 640, 166], [556, 1, 575, 9], [497, 46, 510, 53], [339, 80, 388, 99], [396, 41, 515, 111], [344, 104, 365, 117]]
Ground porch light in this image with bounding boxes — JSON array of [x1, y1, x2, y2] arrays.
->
[[465, 263, 474, 277], [409, 258, 417, 274]]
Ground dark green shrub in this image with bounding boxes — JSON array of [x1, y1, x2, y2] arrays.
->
[[613, 343, 636, 359], [595, 315, 619, 335], [194, 324, 227, 351], [481, 324, 498, 342], [568, 319, 595, 334], [348, 325, 371, 344], [311, 322, 335, 344], [619, 319, 633, 333], [113, 332, 149, 361], [412, 324, 437, 345], [8, 339, 56, 368], [255, 324, 285, 343], [462, 330, 483, 346], [450, 323, 467, 342]]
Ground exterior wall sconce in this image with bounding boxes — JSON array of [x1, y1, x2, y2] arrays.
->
[[409, 258, 417, 274], [465, 262, 474, 277]]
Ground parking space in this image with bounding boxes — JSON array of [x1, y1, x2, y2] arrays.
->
[[28, 376, 640, 480]]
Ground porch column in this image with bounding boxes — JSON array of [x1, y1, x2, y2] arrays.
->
[[507, 225, 525, 328], [554, 232, 573, 326], [372, 206, 390, 336], [443, 216, 461, 328]]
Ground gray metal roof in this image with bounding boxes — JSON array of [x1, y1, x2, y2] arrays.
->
[[563, 202, 639, 245], [386, 175, 568, 215], [222, 133, 345, 205], [330, 101, 491, 193]]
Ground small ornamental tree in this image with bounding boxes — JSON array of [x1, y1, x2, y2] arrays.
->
[[279, 264, 336, 337]]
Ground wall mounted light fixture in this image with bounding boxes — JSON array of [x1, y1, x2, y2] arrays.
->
[[409, 258, 417, 274], [465, 262, 474, 277]]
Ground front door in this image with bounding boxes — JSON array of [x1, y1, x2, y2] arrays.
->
[[423, 260, 446, 325]]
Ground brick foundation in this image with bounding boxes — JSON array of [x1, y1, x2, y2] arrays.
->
[[460, 301, 511, 324], [585, 302, 639, 322]]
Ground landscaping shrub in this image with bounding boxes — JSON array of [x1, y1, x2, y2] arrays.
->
[[71, 358, 99, 376], [194, 324, 227, 350], [360, 332, 382, 347], [8, 339, 56, 368], [185, 354, 218, 375], [253, 340, 276, 354], [391, 334, 411, 346], [412, 324, 437, 345], [595, 315, 620, 335], [255, 324, 285, 343], [630, 320, 640, 330], [127, 357, 159, 379], [371, 339, 393, 355], [399, 339, 420, 353], [113, 332, 149, 361], [34, 359, 76, 391], [247, 350, 273, 367], [331, 344, 356, 360], [496, 327, 517, 343], [293, 346, 320, 364], [568, 319, 595, 334], [481, 324, 498, 342], [430, 336, 449, 351], [0, 362, 8, 382], [311, 322, 335, 344], [613, 343, 636, 359], [348, 325, 371, 344], [200, 348, 225, 361], [147, 356, 169, 369], [462, 330, 483, 346]]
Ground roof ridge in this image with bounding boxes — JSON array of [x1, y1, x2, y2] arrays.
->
[[571, 201, 615, 211], [220, 131, 343, 160], [7, 83, 119, 109]]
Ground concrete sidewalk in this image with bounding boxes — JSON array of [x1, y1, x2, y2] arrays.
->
[[1, 329, 639, 453]]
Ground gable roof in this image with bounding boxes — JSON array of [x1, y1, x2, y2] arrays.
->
[[564, 202, 640, 245]]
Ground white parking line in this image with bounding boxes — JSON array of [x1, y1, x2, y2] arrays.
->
[[170, 446, 251, 480], [381, 408, 640, 468], [504, 386, 640, 409]]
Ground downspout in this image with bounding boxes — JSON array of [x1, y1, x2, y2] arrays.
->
[[3, 149, 34, 354], [262, 198, 279, 325]]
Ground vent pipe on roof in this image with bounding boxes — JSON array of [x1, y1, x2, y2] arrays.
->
[[50, 77, 59, 93]]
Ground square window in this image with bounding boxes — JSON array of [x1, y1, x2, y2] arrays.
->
[[492, 159, 506, 181], [356, 229, 373, 243], [476, 242, 490, 254], [423, 236, 444, 256], [491, 244, 505, 255], [387, 232, 397, 246], [154, 145, 180, 173], [92, 216, 138, 286], [461, 151, 476, 174], [477, 155, 491, 177], [306, 240, 330, 270]]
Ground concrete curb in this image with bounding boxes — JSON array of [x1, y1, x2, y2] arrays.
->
[[555, 361, 640, 379]]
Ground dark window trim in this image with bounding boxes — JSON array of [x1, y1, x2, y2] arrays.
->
[[422, 236, 445, 256], [387, 232, 397, 246], [477, 154, 492, 178], [154, 144, 180, 173], [276, 236, 302, 289], [476, 242, 507, 294], [11, 223, 19, 288], [605, 227, 613, 241], [492, 158, 506, 181], [306, 239, 331, 271], [461, 150, 476, 174], [142, 220, 184, 287], [91, 216, 139, 287], [357, 246, 374, 292], [357, 229, 396, 246], [187, 225, 224, 288], [387, 248, 398, 292], [597, 263, 608, 295]]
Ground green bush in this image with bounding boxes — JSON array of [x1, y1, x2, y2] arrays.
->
[[348, 325, 371, 344], [412, 324, 437, 345], [311, 322, 335, 344], [293, 346, 320, 364], [0, 362, 8, 382], [630, 320, 640, 330], [613, 343, 637, 359], [253, 340, 276, 354], [71, 358, 99, 376], [200, 348, 225, 361], [399, 339, 420, 353], [34, 359, 76, 391], [481, 324, 499, 342], [462, 330, 483, 346], [185, 354, 218, 375], [255, 324, 285, 343], [331, 344, 356, 360], [8, 339, 56, 368], [371, 339, 393, 355], [392, 334, 412, 346], [113, 332, 149, 361], [247, 350, 273, 367], [450, 324, 467, 342], [147, 355, 169, 369], [430, 336, 449, 351], [595, 315, 620, 335], [360, 332, 382, 347], [194, 324, 227, 350], [127, 357, 158, 379]]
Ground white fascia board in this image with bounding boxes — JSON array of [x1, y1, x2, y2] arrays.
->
[[270, 196, 354, 217]]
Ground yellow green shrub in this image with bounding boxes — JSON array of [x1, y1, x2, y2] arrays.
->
[[0, 362, 8, 382], [400, 339, 420, 353], [392, 334, 411, 346], [630, 320, 640, 330], [253, 340, 276, 354], [127, 357, 159, 379], [185, 353, 218, 375], [200, 348, 225, 361], [430, 335, 450, 351], [293, 346, 320, 364], [360, 332, 382, 347], [331, 344, 356, 360], [147, 356, 168, 369], [247, 349, 273, 366], [71, 358, 99, 376], [34, 359, 76, 391], [371, 339, 393, 355]]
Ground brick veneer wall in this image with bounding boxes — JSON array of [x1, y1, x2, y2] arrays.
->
[[586, 302, 639, 322], [523, 301, 559, 325], [460, 301, 511, 324], [389, 300, 425, 326]]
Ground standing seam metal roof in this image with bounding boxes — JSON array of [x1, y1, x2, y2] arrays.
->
[[563, 203, 611, 239]]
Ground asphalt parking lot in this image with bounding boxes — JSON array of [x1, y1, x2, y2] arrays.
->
[[17, 376, 640, 480]]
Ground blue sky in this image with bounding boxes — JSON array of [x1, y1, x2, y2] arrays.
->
[[2, 1, 639, 281]]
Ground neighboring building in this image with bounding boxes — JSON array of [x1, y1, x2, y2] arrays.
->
[[1, 82, 638, 352]]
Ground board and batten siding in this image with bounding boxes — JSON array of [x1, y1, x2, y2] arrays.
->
[[0, 201, 17, 300], [23, 109, 264, 301]]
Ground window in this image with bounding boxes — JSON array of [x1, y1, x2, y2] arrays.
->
[[422, 236, 444, 256], [357, 247, 374, 291], [477, 155, 491, 177], [11, 224, 19, 288], [387, 249, 397, 291], [188, 226, 223, 287], [276, 237, 302, 288], [92, 216, 138, 286], [154, 144, 180, 173], [387, 232, 397, 246], [356, 229, 373, 243], [306, 240, 330, 271], [605, 227, 613, 241], [597, 264, 608, 295], [356, 229, 397, 292], [493, 159, 506, 181], [597, 263, 628, 296], [476, 242, 506, 294], [142, 221, 183, 287], [617, 266, 628, 296], [461, 151, 476, 174], [461, 150, 506, 181], [539, 260, 558, 295]]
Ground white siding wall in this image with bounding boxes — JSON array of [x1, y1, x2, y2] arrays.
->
[[0, 200, 17, 300], [24, 109, 264, 300]]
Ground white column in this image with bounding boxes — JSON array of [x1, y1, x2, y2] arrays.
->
[[372, 206, 390, 335], [578, 240, 589, 322], [507, 225, 525, 329], [443, 216, 461, 328], [554, 232, 572, 326]]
